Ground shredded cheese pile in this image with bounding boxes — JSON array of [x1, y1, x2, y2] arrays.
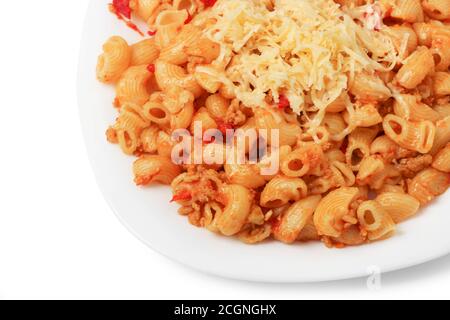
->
[[197, 0, 399, 133]]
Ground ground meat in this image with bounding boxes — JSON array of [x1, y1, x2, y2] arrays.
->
[[225, 99, 247, 126], [395, 154, 433, 178], [395, 148, 417, 160]]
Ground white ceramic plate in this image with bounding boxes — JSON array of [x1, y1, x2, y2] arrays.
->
[[78, 0, 450, 283]]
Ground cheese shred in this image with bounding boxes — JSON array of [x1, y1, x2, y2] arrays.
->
[[197, 0, 399, 134]]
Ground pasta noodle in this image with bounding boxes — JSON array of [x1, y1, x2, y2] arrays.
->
[[97, 36, 131, 83]]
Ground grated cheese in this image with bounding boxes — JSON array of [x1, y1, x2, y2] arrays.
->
[[197, 0, 400, 135]]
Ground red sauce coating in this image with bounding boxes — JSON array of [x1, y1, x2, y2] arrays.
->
[[278, 95, 290, 109], [201, 0, 217, 7], [171, 190, 192, 202]]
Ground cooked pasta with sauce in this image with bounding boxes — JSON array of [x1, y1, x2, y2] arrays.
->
[[97, 0, 450, 248]]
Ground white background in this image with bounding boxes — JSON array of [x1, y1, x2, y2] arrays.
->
[[0, 0, 450, 300]]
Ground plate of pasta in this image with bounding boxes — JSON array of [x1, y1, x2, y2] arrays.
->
[[78, 0, 450, 282]]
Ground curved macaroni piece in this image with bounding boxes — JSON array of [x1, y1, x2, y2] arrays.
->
[[313, 187, 360, 238], [433, 72, 450, 97], [395, 46, 434, 89], [194, 66, 223, 94], [130, 0, 161, 21], [357, 200, 396, 241], [159, 25, 203, 65], [260, 176, 308, 208], [218, 82, 236, 100], [434, 103, 450, 119], [154, 60, 204, 98], [422, 0, 450, 20], [349, 72, 391, 103], [346, 128, 378, 171], [355, 155, 385, 187], [408, 168, 450, 205], [382, 24, 418, 59], [190, 107, 218, 133], [370, 135, 411, 162], [393, 94, 440, 122], [113, 103, 150, 155], [116, 65, 154, 106], [413, 22, 450, 47], [203, 201, 223, 233], [297, 218, 320, 242], [142, 99, 171, 125], [432, 143, 450, 173], [130, 38, 160, 66], [391, 0, 424, 23], [205, 94, 229, 121], [224, 164, 266, 189], [133, 155, 182, 185], [343, 103, 382, 128], [430, 116, 450, 155], [383, 114, 435, 154], [172, 0, 198, 14], [377, 184, 406, 195], [253, 108, 281, 146], [171, 101, 194, 130], [216, 184, 252, 236], [140, 125, 160, 153], [326, 149, 346, 163], [238, 223, 272, 244], [325, 93, 347, 113], [153, 9, 189, 49], [97, 36, 131, 83], [186, 38, 221, 64], [279, 123, 302, 147], [322, 113, 347, 140], [273, 195, 322, 244], [375, 192, 420, 223], [331, 161, 356, 188], [431, 36, 450, 72], [281, 145, 324, 177], [157, 130, 175, 158]]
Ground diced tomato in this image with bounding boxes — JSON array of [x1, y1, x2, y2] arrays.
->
[[278, 95, 290, 109], [270, 218, 281, 234], [171, 190, 192, 202], [147, 64, 155, 73], [201, 0, 217, 8], [217, 122, 234, 135], [113, 97, 121, 108], [148, 30, 157, 36], [184, 11, 193, 24], [203, 135, 216, 144], [112, 0, 131, 19], [109, 2, 144, 36]]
